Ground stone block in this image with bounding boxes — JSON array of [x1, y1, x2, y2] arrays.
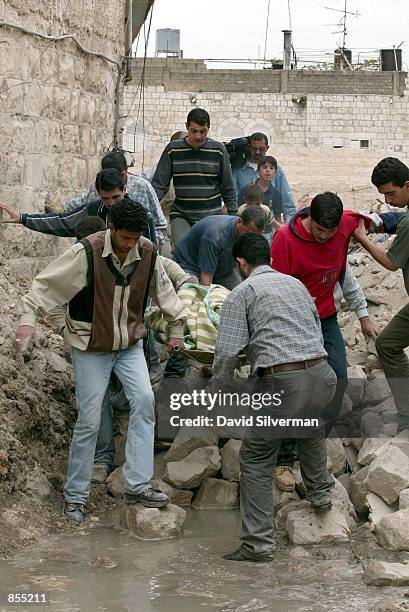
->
[[367, 492, 397, 526], [63, 124, 80, 154], [357, 438, 390, 466], [78, 95, 96, 124], [274, 500, 310, 532], [106, 466, 123, 498], [151, 479, 193, 507], [164, 446, 221, 489], [192, 478, 239, 509], [12, 117, 36, 153], [326, 438, 347, 476], [332, 478, 357, 521], [220, 439, 241, 482], [286, 505, 350, 545], [53, 86, 72, 120], [337, 472, 351, 495], [272, 481, 300, 513], [165, 427, 218, 463], [120, 503, 186, 539], [59, 54, 75, 86], [1, 152, 24, 186], [367, 445, 409, 505], [363, 561, 409, 586], [346, 366, 367, 405], [350, 465, 370, 513], [375, 510, 409, 550], [362, 374, 393, 406]]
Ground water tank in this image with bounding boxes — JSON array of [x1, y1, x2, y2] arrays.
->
[[380, 48, 402, 71], [155, 29, 181, 57], [334, 48, 352, 70]]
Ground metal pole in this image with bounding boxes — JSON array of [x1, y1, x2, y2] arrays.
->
[[282, 30, 292, 70]]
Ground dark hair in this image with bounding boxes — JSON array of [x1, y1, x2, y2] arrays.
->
[[250, 132, 268, 145], [257, 155, 277, 170], [232, 233, 270, 266], [310, 192, 343, 229], [242, 183, 263, 204], [241, 206, 266, 231], [75, 216, 106, 241], [186, 108, 210, 127], [101, 150, 127, 172], [95, 168, 127, 194], [371, 157, 409, 188], [109, 199, 148, 233]]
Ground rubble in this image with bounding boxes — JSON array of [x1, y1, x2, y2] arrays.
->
[[120, 503, 186, 539], [165, 427, 218, 463], [366, 446, 409, 505], [363, 561, 409, 586], [366, 492, 397, 527], [220, 439, 241, 482], [164, 446, 221, 489], [375, 509, 409, 550], [326, 439, 347, 476], [192, 478, 239, 509], [350, 465, 370, 513], [286, 503, 351, 545], [357, 438, 391, 466]]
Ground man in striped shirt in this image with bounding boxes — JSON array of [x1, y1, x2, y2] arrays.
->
[[152, 108, 238, 247]]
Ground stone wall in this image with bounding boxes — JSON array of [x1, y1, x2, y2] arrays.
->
[[0, 0, 125, 263], [122, 58, 409, 210]]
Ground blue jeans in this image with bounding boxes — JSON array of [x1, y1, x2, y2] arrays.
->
[[64, 341, 155, 504]]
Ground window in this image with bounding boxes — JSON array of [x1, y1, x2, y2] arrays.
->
[[360, 139, 369, 149]]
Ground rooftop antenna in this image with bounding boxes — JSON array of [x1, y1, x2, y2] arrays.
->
[[325, 1, 360, 49]]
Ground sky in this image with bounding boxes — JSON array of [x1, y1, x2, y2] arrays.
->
[[136, 0, 409, 69]]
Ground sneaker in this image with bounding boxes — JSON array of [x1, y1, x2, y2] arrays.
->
[[124, 487, 169, 508], [91, 464, 110, 484], [223, 547, 273, 563], [273, 465, 295, 492], [63, 502, 86, 524]]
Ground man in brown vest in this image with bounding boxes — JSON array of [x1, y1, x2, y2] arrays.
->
[[14, 199, 186, 524]]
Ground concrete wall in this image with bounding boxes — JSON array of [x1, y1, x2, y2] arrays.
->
[[122, 58, 409, 209], [0, 0, 125, 263]]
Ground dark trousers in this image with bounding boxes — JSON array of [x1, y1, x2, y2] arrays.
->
[[239, 360, 336, 556], [276, 313, 348, 466]]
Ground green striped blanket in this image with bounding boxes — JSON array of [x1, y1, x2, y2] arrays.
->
[[145, 283, 230, 351]]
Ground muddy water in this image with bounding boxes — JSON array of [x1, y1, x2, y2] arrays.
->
[[0, 507, 403, 612]]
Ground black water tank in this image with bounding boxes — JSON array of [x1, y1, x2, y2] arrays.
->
[[380, 48, 402, 71]]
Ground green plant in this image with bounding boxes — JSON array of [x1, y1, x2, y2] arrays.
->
[[292, 95, 307, 108]]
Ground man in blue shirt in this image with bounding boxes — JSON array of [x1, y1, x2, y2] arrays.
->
[[173, 207, 266, 290], [232, 133, 295, 222]]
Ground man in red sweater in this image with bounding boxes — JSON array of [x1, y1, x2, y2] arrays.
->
[[270, 192, 375, 487]]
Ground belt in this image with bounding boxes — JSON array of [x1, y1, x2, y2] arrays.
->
[[258, 356, 326, 376]]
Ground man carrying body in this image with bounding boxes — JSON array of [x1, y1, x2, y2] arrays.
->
[[0, 168, 158, 245], [232, 133, 295, 222], [213, 233, 336, 562], [152, 108, 237, 246], [353, 157, 409, 432], [14, 199, 186, 523], [173, 207, 266, 290]]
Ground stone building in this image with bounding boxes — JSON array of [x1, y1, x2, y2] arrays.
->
[[122, 58, 408, 209]]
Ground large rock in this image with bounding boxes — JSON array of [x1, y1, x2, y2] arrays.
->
[[326, 439, 347, 476], [350, 465, 370, 513], [286, 505, 350, 545], [357, 438, 390, 466], [366, 492, 397, 527], [151, 479, 193, 507], [164, 446, 221, 489], [192, 478, 239, 509], [347, 366, 367, 405], [120, 503, 186, 539], [272, 481, 300, 513], [363, 562, 409, 586], [274, 500, 310, 532], [337, 473, 351, 495], [220, 439, 241, 482], [366, 445, 409, 504], [332, 478, 357, 522], [106, 466, 124, 498], [375, 509, 409, 550], [165, 427, 218, 463], [362, 375, 393, 406], [23, 470, 58, 503], [350, 438, 364, 452]]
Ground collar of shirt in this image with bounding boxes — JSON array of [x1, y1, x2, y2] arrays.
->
[[102, 229, 141, 270], [249, 265, 275, 278]]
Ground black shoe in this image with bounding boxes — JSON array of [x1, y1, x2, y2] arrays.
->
[[63, 502, 86, 524], [223, 548, 273, 563], [311, 500, 332, 513], [125, 487, 169, 508]]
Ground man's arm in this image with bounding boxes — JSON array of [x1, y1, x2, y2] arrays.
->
[[220, 145, 238, 213], [151, 145, 173, 202], [378, 211, 406, 235], [341, 265, 379, 337], [270, 228, 292, 274], [149, 256, 187, 343], [127, 175, 168, 233], [0, 202, 88, 237], [274, 166, 296, 222], [353, 220, 399, 271], [213, 293, 249, 382], [197, 238, 220, 286]]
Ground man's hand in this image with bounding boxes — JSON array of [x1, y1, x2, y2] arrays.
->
[[14, 325, 35, 354], [167, 337, 184, 353], [352, 218, 367, 243], [221, 205, 228, 215], [359, 316, 380, 338], [0, 203, 21, 224]]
